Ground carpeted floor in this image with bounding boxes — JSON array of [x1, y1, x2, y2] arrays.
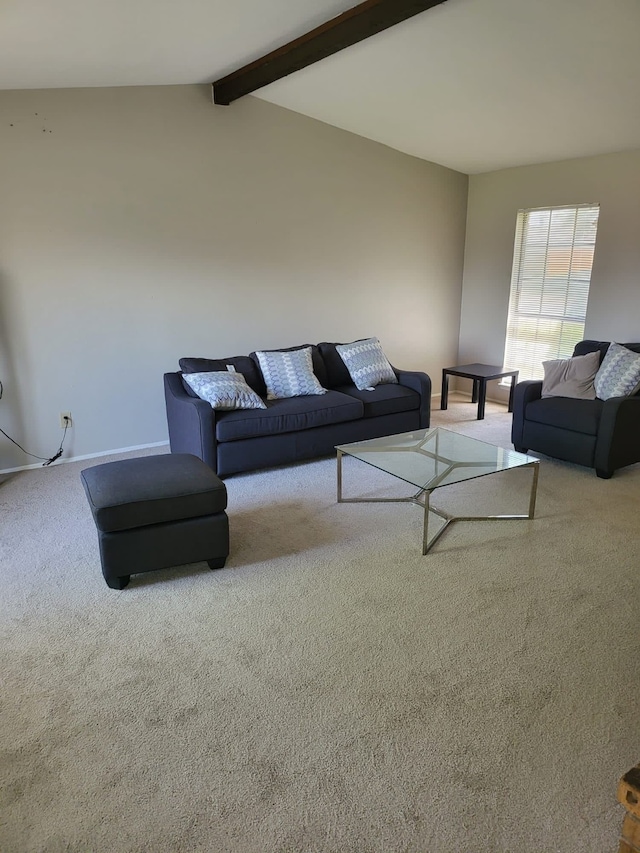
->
[[1, 397, 639, 853]]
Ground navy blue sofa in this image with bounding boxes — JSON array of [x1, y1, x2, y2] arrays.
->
[[164, 342, 431, 477], [511, 339, 640, 478]]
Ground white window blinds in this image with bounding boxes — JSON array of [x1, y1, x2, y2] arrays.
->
[[503, 204, 600, 381]]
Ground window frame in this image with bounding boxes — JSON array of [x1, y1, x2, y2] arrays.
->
[[502, 202, 600, 383]]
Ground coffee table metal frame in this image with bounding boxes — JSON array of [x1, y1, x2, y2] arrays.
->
[[337, 428, 539, 555]]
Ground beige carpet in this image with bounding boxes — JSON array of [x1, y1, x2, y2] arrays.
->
[[1, 398, 639, 853]]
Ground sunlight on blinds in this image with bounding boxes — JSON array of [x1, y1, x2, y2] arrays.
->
[[503, 204, 600, 381]]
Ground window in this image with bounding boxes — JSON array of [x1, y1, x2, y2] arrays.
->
[[503, 204, 600, 381]]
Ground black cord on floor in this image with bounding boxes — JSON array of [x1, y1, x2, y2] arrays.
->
[[0, 422, 68, 466]]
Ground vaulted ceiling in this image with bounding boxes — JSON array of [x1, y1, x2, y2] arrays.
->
[[2, 0, 640, 173]]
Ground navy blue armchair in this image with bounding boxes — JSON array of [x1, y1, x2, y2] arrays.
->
[[511, 340, 640, 478]]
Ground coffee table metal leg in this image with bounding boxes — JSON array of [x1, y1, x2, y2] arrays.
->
[[337, 450, 344, 502], [422, 492, 430, 555], [528, 461, 539, 518]]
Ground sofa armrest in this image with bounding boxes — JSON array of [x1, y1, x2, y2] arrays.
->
[[163, 372, 218, 472], [511, 380, 543, 451], [594, 395, 640, 477], [394, 369, 431, 428]]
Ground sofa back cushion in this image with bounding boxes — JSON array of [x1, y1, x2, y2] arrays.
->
[[179, 356, 264, 395], [317, 341, 357, 388], [573, 340, 640, 363]]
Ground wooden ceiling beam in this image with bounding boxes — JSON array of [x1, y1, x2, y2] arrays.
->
[[212, 0, 449, 106]]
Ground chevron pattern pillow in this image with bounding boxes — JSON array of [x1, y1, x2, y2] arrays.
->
[[594, 342, 640, 400], [336, 337, 398, 391], [182, 371, 266, 410], [254, 347, 326, 400]]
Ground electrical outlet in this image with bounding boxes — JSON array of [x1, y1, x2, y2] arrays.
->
[[60, 412, 72, 429]]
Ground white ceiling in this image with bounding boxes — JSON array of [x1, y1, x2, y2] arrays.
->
[[2, 0, 640, 173]]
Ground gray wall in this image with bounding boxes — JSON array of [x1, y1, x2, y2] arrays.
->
[[460, 149, 640, 376], [0, 85, 468, 471]]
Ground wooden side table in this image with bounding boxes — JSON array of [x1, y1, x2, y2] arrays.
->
[[441, 363, 519, 420], [618, 764, 640, 852]]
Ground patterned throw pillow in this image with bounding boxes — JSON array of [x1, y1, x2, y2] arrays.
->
[[254, 347, 327, 400], [182, 371, 266, 410], [335, 337, 398, 391], [594, 342, 640, 401]]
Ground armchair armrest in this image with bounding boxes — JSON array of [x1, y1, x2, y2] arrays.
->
[[394, 368, 432, 428], [163, 372, 217, 471], [511, 380, 543, 451], [594, 394, 640, 478]]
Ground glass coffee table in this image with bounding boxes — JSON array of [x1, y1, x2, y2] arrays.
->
[[336, 428, 539, 554]]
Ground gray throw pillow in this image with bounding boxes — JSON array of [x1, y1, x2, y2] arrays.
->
[[541, 351, 600, 400], [182, 371, 266, 410], [594, 342, 640, 400], [254, 347, 326, 400], [336, 337, 397, 391]]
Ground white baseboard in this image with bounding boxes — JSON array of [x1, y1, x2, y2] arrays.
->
[[442, 390, 508, 406], [0, 441, 170, 475]]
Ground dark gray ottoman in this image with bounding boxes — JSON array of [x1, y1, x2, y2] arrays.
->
[[81, 453, 229, 589]]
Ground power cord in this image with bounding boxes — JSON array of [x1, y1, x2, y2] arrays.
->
[[0, 382, 69, 466]]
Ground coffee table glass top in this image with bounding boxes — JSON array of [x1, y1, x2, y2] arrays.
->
[[336, 428, 534, 492]]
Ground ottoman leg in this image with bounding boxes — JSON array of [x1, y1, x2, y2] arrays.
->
[[208, 557, 226, 570], [104, 572, 130, 590]]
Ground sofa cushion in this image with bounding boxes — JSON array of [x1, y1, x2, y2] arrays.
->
[[318, 341, 352, 387], [572, 340, 611, 364], [215, 390, 363, 442], [525, 397, 604, 436], [335, 383, 420, 419], [179, 356, 264, 395]]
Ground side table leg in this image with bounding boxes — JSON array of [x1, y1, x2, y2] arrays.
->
[[441, 371, 449, 410], [508, 373, 518, 412], [477, 379, 487, 419], [471, 379, 478, 404]]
